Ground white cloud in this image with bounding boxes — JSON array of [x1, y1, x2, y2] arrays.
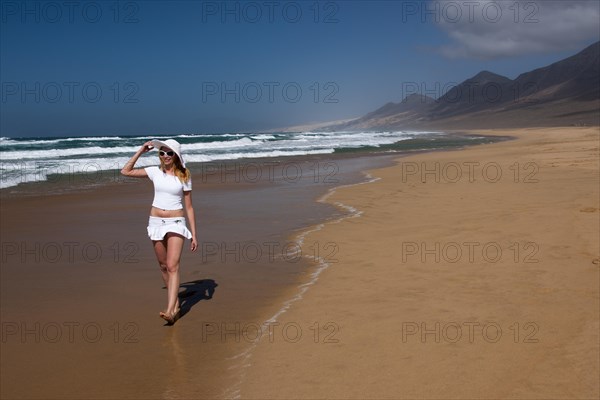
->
[[433, 0, 600, 59]]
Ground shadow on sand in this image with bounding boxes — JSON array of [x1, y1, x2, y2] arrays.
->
[[162, 279, 218, 325], [178, 279, 218, 318]]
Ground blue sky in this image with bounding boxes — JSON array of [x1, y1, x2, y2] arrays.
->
[[1, 0, 599, 137]]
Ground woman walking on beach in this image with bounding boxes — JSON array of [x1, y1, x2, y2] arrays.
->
[[121, 139, 198, 324]]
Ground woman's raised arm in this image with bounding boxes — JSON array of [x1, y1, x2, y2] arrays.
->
[[121, 141, 153, 178]]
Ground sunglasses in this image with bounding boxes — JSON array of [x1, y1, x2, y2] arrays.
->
[[159, 150, 175, 157]]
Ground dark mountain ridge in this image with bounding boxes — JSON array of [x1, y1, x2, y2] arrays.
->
[[325, 41, 599, 130]]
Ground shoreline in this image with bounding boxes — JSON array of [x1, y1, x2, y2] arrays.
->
[[0, 132, 508, 196], [0, 148, 404, 399], [219, 130, 517, 398], [0, 131, 550, 399], [235, 127, 600, 399]]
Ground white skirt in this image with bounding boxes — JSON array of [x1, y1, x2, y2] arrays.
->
[[147, 216, 192, 240]]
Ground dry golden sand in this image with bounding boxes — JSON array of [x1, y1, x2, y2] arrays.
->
[[236, 127, 600, 399]]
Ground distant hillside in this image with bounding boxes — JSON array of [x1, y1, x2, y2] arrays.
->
[[430, 71, 513, 119], [331, 93, 435, 131], [323, 41, 599, 131]]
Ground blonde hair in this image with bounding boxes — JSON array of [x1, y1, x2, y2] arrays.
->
[[160, 155, 191, 184]]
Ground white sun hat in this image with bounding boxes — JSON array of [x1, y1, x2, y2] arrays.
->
[[151, 139, 186, 168]]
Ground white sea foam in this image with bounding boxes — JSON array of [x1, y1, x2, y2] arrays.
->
[[183, 137, 258, 150], [0, 149, 336, 189], [0, 130, 441, 189], [0, 145, 142, 160], [249, 134, 277, 140], [0, 136, 125, 147]]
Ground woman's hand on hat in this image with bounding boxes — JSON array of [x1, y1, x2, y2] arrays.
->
[[141, 141, 154, 153]]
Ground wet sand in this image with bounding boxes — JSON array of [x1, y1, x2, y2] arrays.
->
[[0, 154, 396, 399], [4, 128, 596, 399], [237, 127, 600, 399]]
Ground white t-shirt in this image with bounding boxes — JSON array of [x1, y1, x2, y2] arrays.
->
[[144, 166, 192, 210]]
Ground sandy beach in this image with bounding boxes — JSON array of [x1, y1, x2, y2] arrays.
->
[[236, 127, 600, 399], [1, 128, 598, 399], [0, 154, 395, 399], [3, 0, 598, 397]]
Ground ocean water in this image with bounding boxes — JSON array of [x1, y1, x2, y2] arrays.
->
[[0, 131, 500, 189]]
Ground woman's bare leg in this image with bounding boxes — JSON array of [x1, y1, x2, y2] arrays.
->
[[152, 240, 169, 287], [165, 233, 185, 317]]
